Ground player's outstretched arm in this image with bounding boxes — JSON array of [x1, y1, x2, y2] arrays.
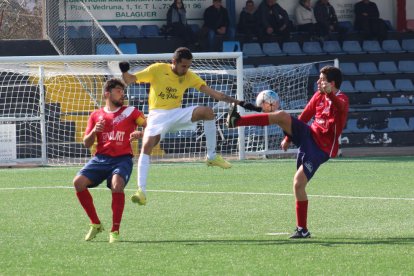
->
[[119, 61, 137, 85]]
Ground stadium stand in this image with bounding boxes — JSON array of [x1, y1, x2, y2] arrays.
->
[[262, 42, 285, 56], [118, 43, 138, 54], [222, 41, 241, 52], [120, 25, 140, 38], [102, 25, 121, 39], [282, 42, 305, 56], [242, 43, 265, 57]]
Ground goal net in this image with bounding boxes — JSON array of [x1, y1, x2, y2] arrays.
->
[[0, 53, 325, 166]]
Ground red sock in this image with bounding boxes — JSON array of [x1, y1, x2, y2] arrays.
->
[[295, 200, 308, 229], [111, 192, 125, 232], [76, 189, 100, 225], [236, 113, 270, 127]]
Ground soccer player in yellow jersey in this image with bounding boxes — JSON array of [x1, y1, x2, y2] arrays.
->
[[120, 47, 255, 205]]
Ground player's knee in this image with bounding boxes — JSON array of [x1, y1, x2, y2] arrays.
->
[[73, 176, 87, 192], [193, 106, 214, 121]]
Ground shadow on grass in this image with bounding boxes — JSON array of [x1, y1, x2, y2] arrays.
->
[[112, 237, 414, 246]]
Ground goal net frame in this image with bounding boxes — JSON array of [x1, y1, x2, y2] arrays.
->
[[0, 53, 331, 166]]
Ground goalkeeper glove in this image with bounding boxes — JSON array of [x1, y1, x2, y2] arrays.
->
[[119, 61, 130, 73], [238, 101, 262, 112]]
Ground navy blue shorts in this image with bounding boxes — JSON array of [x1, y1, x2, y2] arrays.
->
[[287, 117, 329, 181], [77, 154, 133, 189]]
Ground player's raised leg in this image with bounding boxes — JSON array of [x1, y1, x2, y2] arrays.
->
[[193, 106, 231, 169]]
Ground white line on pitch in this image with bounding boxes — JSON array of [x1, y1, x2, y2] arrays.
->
[[0, 186, 414, 201]]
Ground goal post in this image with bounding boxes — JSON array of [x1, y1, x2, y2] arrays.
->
[[0, 52, 244, 166], [0, 53, 333, 166]]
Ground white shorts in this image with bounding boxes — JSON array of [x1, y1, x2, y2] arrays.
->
[[144, 106, 198, 140]]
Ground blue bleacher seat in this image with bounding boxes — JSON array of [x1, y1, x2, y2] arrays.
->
[[362, 40, 385, 53], [342, 40, 365, 54], [302, 41, 324, 55], [140, 24, 160, 37], [395, 79, 414, 92], [322, 41, 345, 55], [340, 62, 359, 75], [243, 64, 255, 69], [282, 42, 305, 56], [371, 97, 389, 105], [317, 61, 334, 70], [242, 42, 265, 57], [118, 43, 138, 54], [388, 117, 411, 131], [59, 26, 79, 39], [401, 39, 414, 52], [343, 118, 370, 133], [409, 117, 414, 130], [222, 41, 241, 52], [381, 40, 405, 53], [374, 79, 395, 92], [355, 80, 376, 92], [78, 26, 93, 38], [96, 44, 116, 55], [103, 25, 121, 38], [358, 62, 380, 75], [340, 80, 357, 93], [378, 61, 399, 74], [262, 42, 285, 56], [398, 60, 414, 73], [391, 97, 410, 105], [120, 25, 140, 38]]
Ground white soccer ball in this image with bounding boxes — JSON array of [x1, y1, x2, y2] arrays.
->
[[256, 90, 280, 113]]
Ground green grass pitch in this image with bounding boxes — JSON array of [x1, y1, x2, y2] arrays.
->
[[0, 156, 413, 275]]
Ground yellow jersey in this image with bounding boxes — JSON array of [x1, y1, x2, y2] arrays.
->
[[134, 63, 207, 110]]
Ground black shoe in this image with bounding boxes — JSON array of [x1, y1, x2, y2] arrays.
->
[[226, 103, 241, 128], [289, 227, 311, 239]]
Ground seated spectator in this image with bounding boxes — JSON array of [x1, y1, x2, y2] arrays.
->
[[238, 0, 259, 42], [202, 0, 235, 51], [314, 0, 347, 39], [255, 0, 291, 41], [354, 0, 388, 40], [166, 0, 198, 47], [295, 0, 323, 41]]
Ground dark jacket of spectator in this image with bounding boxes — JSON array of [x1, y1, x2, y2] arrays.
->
[[255, 0, 291, 39], [354, 0, 387, 40], [238, 0, 259, 40], [203, 1, 230, 32], [314, 0, 346, 37], [166, 0, 197, 46]]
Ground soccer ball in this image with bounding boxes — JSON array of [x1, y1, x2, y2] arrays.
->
[[256, 90, 280, 113]]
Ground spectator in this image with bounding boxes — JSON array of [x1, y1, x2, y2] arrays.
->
[[314, 0, 347, 39], [237, 0, 259, 42], [202, 0, 235, 51], [295, 0, 323, 41], [255, 0, 291, 41], [354, 0, 388, 40], [166, 0, 198, 47]]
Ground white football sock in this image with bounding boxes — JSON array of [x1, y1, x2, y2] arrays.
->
[[204, 120, 216, 160], [137, 153, 150, 193]]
